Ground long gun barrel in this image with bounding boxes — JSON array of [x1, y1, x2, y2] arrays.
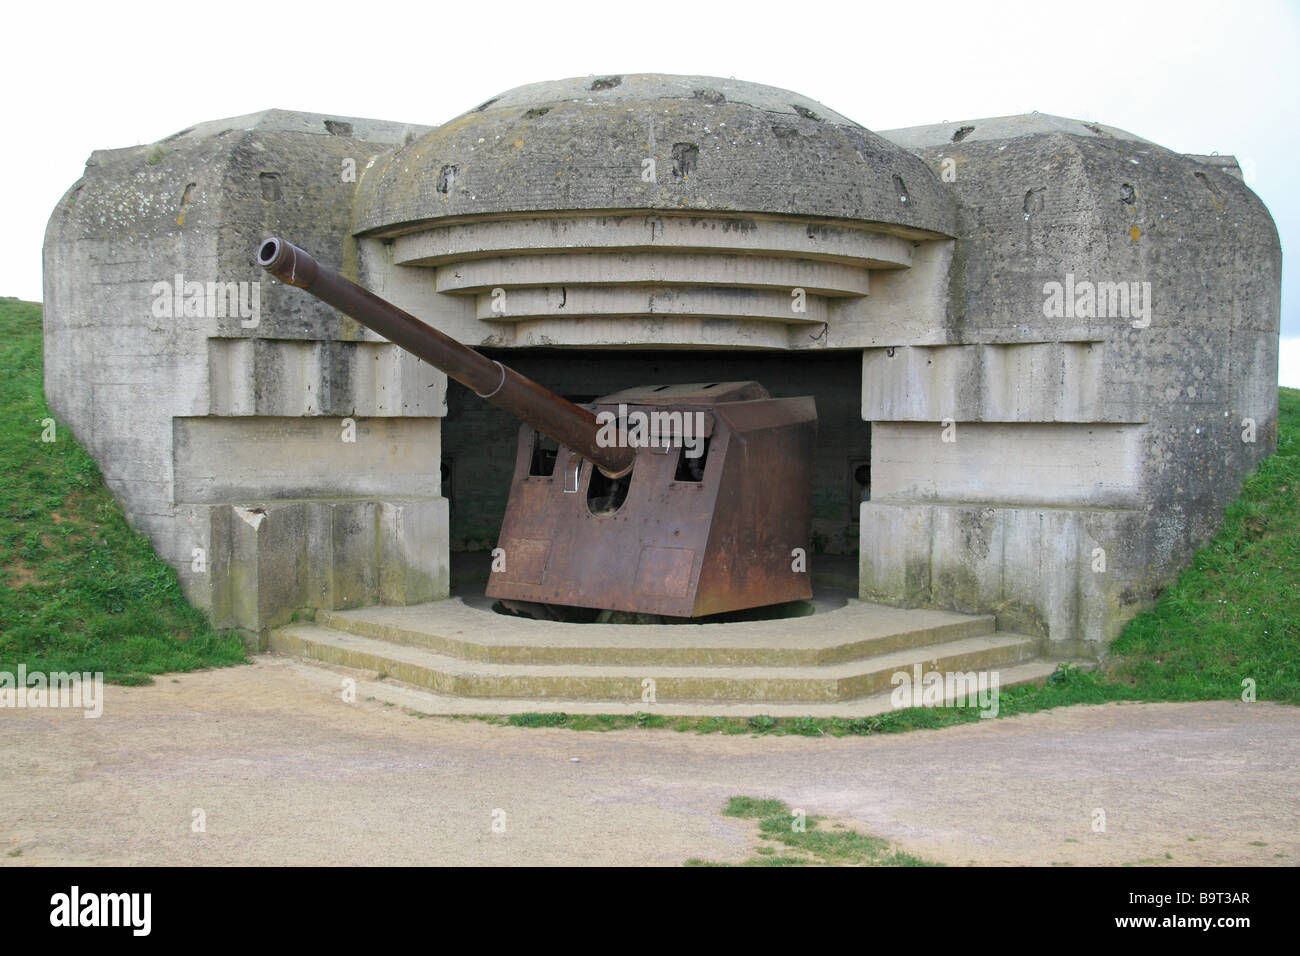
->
[[257, 238, 635, 477]]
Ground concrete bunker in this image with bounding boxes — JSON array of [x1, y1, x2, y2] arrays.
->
[[41, 75, 1280, 661]]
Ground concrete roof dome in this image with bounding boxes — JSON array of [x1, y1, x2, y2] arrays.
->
[[354, 74, 954, 237]]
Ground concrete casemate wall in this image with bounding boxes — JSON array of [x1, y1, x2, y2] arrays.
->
[[42, 110, 447, 644], [864, 115, 1280, 655], [42, 78, 1279, 655]]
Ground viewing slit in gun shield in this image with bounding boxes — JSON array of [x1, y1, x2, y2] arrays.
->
[[256, 237, 636, 478]]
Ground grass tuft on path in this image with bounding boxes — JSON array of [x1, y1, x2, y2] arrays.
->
[[684, 796, 937, 866]]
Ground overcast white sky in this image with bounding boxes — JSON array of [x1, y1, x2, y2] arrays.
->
[[5, 0, 1297, 384]]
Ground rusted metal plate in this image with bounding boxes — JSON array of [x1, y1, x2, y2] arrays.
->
[[486, 394, 816, 617]]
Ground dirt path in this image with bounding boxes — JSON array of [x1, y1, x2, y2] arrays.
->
[[1, 656, 1296, 866]]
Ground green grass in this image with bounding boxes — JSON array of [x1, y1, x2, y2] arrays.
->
[[683, 796, 937, 866], [1100, 388, 1300, 701], [0, 297, 246, 684], [466, 387, 1300, 736]]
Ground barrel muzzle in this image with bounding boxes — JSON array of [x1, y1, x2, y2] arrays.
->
[[257, 237, 318, 289]]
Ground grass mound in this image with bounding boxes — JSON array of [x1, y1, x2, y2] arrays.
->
[[1102, 386, 1300, 700], [0, 297, 245, 684]]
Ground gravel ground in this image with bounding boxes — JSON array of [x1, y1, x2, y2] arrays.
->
[[1, 656, 1296, 866]]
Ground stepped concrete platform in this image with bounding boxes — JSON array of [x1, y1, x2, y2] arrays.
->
[[267, 596, 1080, 715]]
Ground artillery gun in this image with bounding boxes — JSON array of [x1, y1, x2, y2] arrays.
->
[[258, 238, 817, 618]]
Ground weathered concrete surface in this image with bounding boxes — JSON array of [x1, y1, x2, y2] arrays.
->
[[349, 75, 952, 354], [866, 113, 1281, 654], [41, 86, 1281, 659], [354, 74, 954, 237], [269, 597, 1044, 705], [275, 652, 1068, 719], [1, 658, 1295, 866], [42, 110, 449, 641]]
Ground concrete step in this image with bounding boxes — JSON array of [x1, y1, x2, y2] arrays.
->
[[277, 654, 1085, 719], [312, 598, 997, 667], [268, 622, 1037, 703]]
